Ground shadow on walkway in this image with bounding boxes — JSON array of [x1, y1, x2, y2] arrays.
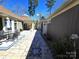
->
[[26, 31, 53, 59]]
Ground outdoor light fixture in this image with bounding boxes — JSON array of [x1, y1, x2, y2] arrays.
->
[[6, 17, 9, 20]]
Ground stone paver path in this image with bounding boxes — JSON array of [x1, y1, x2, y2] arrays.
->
[[26, 31, 53, 59], [0, 30, 36, 59], [0, 30, 53, 59]]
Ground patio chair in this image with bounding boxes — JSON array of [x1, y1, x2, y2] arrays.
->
[[0, 30, 7, 39], [11, 30, 20, 40], [0, 30, 7, 44]]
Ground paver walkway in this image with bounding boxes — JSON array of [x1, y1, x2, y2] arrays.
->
[[0, 30, 36, 59], [26, 31, 53, 59], [0, 30, 53, 59]]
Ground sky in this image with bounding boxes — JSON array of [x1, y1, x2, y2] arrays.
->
[[1, 0, 66, 20]]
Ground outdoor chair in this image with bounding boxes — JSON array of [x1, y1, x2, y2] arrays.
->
[[12, 30, 20, 40], [7, 33, 14, 41], [0, 30, 7, 39], [0, 30, 7, 44]]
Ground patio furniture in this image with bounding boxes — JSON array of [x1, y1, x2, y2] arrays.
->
[[11, 30, 20, 40], [0, 31, 7, 45], [0, 30, 13, 42], [0, 31, 7, 39]]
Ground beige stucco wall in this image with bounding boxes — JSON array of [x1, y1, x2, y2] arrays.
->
[[47, 4, 79, 40]]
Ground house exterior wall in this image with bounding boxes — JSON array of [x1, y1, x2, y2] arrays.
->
[[43, 23, 46, 34], [2, 17, 15, 33], [1, 17, 23, 33], [47, 5, 79, 40], [42, 23, 47, 35], [18, 22, 23, 31], [11, 20, 15, 33]]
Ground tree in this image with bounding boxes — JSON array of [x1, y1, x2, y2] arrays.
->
[[40, 16, 46, 20], [28, 0, 38, 16], [45, 0, 56, 15]]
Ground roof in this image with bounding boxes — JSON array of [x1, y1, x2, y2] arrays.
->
[[0, 6, 20, 20], [48, 0, 79, 20], [20, 16, 32, 23], [0, 6, 32, 24]]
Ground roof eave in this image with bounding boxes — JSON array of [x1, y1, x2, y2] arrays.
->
[[48, 0, 79, 20]]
